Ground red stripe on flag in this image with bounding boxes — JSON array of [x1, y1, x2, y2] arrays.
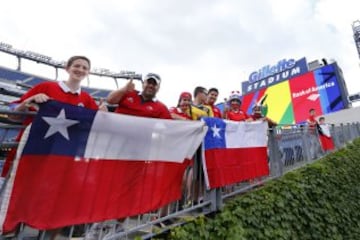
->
[[204, 147, 269, 188], [3, 155, 188, 232], [319, 135, 335, 151]]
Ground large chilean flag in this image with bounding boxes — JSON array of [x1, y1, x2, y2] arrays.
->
[[0, 101, 207, 233], [202, 118, 269, 189]]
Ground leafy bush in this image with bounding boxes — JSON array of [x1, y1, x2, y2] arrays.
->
[[168, 139, 360, 240]]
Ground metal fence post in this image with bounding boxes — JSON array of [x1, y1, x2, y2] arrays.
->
[[340, 124, 345, 147], [345, 123, 351, 142], [349, 123, 357, 141], [356, 123, 360, 138], [333, 125, 341, 148], [207, 188, 223, 212], [268, 128, 283, 177], [301, 126, 313, 161]]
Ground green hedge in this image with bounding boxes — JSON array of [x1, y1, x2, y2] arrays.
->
[[168, 139, 360, 240]]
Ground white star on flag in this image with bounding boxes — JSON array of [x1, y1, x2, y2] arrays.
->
[[211, 124, 221, 138], [42, 109, 79, 140]]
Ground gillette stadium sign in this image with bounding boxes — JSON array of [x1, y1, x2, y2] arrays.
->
[[242, 58, 308, 94]]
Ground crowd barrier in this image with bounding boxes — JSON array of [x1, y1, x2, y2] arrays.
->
[[0, 110, 359, 240]]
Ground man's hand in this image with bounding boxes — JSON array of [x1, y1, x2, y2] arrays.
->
[[107, 79, 136, 104], [98, 98, 108, 112], [26, 93, 50, 104], [125, 79, 135, 92]]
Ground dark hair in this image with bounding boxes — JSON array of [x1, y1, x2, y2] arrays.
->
[[208, 88, 219, 94], [66, 56, 91, 69], [319, 117, 325, 121], [309, 108, 315, 112], [194, 86, 207, 97], [253, 105, 261, 111], [230, 98, 241, 104]]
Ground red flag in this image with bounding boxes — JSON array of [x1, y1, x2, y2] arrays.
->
[[318, 124, 335, 151], [0, 101, 206, 233], [202, 118, 269, 189]]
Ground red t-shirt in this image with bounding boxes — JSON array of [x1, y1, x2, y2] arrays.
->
[[15, 81, 98, 110], [115, 91, 171, 119], [169, 107, 192, 120], [209, 105, 222, 118], [226, 110, 249, 122], [308, 115, 317, 126], [13, 81, 98, 125], [2, 81, 99, 177]]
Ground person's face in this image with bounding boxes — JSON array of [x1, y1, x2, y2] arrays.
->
[[230, 100, 241, 110], [179, 98, 191, 108], [142, 79, 160, 99], [198, 90, 208, 104], [207, 91, 218, 105], [66, 59, 90, 83], [253, 106, 261, 114], [310, 110, 316, 116]]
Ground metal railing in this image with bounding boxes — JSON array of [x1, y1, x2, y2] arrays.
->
[[0, 110, 359, 240]]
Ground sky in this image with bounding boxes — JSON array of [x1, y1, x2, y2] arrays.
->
[[0, 0, 360, 107]]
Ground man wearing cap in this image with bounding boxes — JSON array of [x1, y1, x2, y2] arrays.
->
[[104, 73, 171, 234], [107, 73, 171, 119], [206, 88, 222, 118], [224, 91, 251, 121]]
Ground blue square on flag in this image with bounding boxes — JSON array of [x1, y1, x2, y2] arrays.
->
[[23, 101, 97, 157], [202, 117, 226, 150]]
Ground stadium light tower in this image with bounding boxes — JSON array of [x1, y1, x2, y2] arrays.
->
[[352, 20, 360, 60]]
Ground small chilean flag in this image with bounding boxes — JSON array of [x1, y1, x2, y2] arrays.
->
[[202, 117, 269, 189], [0, 101, 207, 233]]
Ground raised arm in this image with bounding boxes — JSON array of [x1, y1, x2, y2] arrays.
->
[[107, 79, 135, 104]]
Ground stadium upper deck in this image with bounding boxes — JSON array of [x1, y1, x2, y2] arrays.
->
[[0, 65, 112, 100]]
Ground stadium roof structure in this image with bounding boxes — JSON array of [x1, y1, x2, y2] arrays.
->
[[0, 65, 113, 100], [0, 41, 142, 89]]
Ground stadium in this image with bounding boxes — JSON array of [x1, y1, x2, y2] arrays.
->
[[0, 39, 360, 240], [241, 57, 351, 124]]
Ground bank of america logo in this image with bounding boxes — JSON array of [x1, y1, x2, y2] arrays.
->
[[307, 93, 320, 101]]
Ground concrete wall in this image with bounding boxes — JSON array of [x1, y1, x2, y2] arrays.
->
[[319, 106, 360, 125]]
